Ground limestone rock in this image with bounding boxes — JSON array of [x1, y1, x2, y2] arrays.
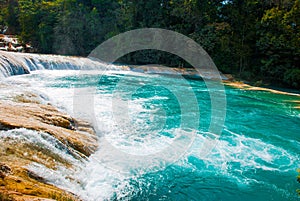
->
[[0, 91, 98, 200], [0, 100, 98, 157]]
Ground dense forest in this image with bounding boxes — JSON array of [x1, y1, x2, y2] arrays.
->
[[0, 0, 299, 88]]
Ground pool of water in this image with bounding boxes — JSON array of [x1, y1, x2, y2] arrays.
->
[[5, 69, 300, 201]]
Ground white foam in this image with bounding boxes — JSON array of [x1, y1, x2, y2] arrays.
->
[[187, 128, 299, 183], [1, 69, 299, 200], [0, 128, 81, 163]]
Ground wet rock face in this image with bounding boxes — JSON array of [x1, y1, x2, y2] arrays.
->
[[0, 165, 81, 201], [0, 90, 98, 200], [0, 99, 98, 157]]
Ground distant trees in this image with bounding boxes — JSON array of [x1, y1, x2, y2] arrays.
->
[[257, 0, 300, 87], [53, 0, 120, 55], [0, 0, 19, 34], [0, 0, 299, 88]]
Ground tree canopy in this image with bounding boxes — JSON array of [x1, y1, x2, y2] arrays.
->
[[0, 0, 299, 88]]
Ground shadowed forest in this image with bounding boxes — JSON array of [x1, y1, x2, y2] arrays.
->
[[0, 0, 299, 88]]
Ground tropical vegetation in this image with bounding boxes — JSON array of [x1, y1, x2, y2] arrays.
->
[[0, 0, 299, 88]]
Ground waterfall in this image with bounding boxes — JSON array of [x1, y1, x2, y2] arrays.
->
[[0, 51, 115, 78], [0, 51, 228, 80]]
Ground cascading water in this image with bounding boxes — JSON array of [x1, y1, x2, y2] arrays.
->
[[0, 51, 127, 77], [0, 51, 300, 200]]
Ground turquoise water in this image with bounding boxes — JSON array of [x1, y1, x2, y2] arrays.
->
[[7, 70, 300, 200]]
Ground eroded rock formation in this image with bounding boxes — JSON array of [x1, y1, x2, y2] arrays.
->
[[0, 89, 98, 201]]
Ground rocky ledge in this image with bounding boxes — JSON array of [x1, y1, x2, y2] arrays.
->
[[0, 85, 98, 200]]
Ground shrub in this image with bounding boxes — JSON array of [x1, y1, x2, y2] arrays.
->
[[284, 69, 300, 89]]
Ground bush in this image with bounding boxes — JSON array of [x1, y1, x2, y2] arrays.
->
[[284, 69, 300, 89]]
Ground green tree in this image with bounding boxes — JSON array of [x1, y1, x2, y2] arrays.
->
[[257, 0, 300, 88], [0, 0, 299, 89], [53, 1, 89, 55], [0, 0, 20, 34]]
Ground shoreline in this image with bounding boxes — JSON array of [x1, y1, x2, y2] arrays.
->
[[223, 80, 300, 110], [1, 50, 299, 95], [1, 51, 299, 101], [223, 80, 300, 97], [126, 66, 300, 99]]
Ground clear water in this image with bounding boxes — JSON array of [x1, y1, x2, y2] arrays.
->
[[5, 70, 300, 201]]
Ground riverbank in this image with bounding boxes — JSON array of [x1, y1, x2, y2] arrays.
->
[[223, 79, 300, 109], [1, 51, 298, 93], [223, 80, 300, 96]]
